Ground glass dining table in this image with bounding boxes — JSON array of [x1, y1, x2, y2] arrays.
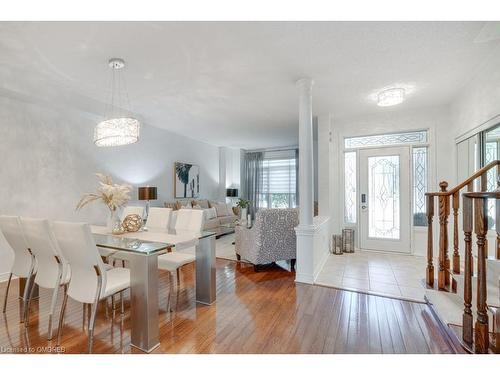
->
[[91, 227, 217, 353]]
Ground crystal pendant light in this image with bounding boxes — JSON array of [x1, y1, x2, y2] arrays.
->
[[94, 58, 140, 147]]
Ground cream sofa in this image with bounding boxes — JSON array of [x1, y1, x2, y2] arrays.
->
[[164, 199, 238, 231]]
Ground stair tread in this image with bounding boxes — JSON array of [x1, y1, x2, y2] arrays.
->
[[426, 289, 495, 327], [425, 289, 464, 326]]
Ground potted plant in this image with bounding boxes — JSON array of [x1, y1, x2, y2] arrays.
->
[[236, 198, 251, 223], [76, 173, 132, 233]]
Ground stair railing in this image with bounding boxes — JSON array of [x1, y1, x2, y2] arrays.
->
[[425, 160, 500, 290], [461, 191, 500, 353]]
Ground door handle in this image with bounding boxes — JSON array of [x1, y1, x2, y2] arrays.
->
[[361, 193, 367, 210]]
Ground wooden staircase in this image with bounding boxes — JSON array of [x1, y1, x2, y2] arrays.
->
[[424, 160, 500, 354]]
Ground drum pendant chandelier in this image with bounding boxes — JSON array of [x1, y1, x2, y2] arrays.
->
[[94, 58, 140, 147]]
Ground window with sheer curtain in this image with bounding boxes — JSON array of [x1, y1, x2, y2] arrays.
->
[[258, 150, 297, 209]]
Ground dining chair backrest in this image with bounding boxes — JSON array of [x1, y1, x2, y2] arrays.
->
[[121, 206, 144, 221], [175, 209, 204, 233], [52, 221, 107, 304], [21, 218, 69, 289], [0, 215, 34, 278], [146, 207, 171, 230]]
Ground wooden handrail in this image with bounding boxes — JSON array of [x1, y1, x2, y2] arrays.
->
[[426, 160, 500, 197], [427, 163, 500, 353], [426, 161, 500, 291]]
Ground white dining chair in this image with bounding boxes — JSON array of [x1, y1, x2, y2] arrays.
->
[[120, 206, 144, 221], [20, 218, 70, 340], [0, 216, 36, 322], [174, 209, 204, 233], [158, 209, 204, 313], [52, 221, 130, 353], [146, 207, 171, 231], [173, 209, 204, 254]]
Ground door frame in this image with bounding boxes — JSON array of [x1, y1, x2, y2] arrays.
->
[[358, 146, 411, 253], [340, 128, 433, 256]]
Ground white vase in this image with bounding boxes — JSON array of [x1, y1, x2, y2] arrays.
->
[[241, 208, 248, 223], [106, 210, 118, 233]]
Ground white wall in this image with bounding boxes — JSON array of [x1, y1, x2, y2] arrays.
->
[[0, 95, 220, 279], [218, 146, 241, 203], [317, 105, 454, 256], [452, 45, 500, 139]]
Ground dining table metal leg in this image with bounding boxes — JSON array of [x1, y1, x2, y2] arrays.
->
[[128, 253, 160, 353], [195, 234, 216, 305]]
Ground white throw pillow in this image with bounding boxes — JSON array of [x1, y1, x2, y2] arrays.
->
[[178, 201, 192, 209], [226, 203, 235, 216], [213, 202, 229, 217], [204, 207, 217, 220]]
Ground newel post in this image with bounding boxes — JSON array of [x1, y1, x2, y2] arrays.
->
[[438, 181, 450, 290], [462, 194, 473, 347], [452, 192, 460, 274], [426, 194, 435, 287], [474, 196, 489, 353]]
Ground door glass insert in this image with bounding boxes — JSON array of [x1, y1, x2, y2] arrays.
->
[[344, 151, 357, 223], [345, 130, 427, 149], [368, 155, 400, 239]]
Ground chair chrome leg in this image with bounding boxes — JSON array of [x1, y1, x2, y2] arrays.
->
[[120, 292, 124, 315], [167, 272, 174, 313], [2, 273, 12, 313], [82, 303, 88, 329], [24, 279, 37, 328], [47, 285, 60, 340], [56, 286, 68, 346], [22, 274, 36, 324], [88, 302, 98, 353]]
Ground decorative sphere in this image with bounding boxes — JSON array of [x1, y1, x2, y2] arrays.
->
[[122, 214, 143, 232]]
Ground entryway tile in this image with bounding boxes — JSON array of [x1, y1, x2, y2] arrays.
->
[[369, 281, 401, 296], [342, 277, 369, 290]]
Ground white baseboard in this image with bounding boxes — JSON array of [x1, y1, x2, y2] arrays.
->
[[313, 249, 330, 283]]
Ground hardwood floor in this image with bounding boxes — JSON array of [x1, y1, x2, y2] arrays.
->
[[0, 259, 460, 354]]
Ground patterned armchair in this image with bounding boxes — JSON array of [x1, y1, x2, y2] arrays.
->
[[235, 208, 299, 271]]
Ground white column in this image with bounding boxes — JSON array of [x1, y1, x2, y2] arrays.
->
[[295, 78, 319, 285], [296, 78, 314, 227]]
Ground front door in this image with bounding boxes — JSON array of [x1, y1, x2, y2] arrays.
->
[[359, 147, 411, 253]]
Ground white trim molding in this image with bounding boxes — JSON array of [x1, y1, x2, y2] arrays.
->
[[295, 216, 331, 284]]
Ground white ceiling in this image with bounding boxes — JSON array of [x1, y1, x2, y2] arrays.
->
[[0, 21, 498, 148]]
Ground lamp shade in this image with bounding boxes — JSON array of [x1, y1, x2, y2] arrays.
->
[[226, 188, 239, 197], [138, 186, 157, 201]]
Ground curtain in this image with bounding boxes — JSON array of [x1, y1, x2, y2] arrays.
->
[[241, 151, 264, 218]]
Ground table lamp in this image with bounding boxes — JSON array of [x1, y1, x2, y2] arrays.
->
[[138, 186, 157, 221]]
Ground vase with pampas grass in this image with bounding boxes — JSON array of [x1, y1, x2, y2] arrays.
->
[[76, 173, 132, 233]]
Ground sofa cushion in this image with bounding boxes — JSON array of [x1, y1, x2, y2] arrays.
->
[[219, 216, 237, 225], [176, 201, 192, 210], [193, 199, 209, 209], [210, 201, 230, 217], [204, 207, 217, 220], [226, 203, 237, 216], [164, 202, 178, 211], [204, 218, 221, 230]]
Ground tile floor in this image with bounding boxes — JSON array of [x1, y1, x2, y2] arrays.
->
[[316, 250, 428, 302]]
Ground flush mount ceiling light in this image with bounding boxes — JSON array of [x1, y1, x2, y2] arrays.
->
[[377, 87, 406, 107], [94, 58, 140, 147]]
